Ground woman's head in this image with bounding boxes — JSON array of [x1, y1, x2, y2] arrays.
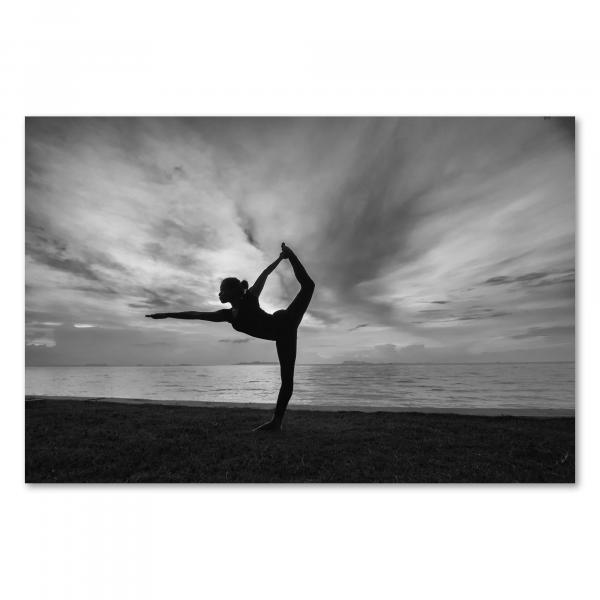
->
[[219, 277, 248, 303]]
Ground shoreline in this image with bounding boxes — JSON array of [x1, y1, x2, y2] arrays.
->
[[24, 395, 575, 418], [25, 398, 575, 482]]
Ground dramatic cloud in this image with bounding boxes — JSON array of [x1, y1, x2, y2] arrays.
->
[[25, 117, 575, 365]]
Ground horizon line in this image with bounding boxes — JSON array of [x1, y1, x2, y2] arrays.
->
[[25, 361, 576, 367]]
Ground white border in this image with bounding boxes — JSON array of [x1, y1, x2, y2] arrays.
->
[[3, 2, 599, 599]]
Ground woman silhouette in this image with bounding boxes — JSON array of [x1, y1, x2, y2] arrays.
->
[[146, 243, 315, 432]]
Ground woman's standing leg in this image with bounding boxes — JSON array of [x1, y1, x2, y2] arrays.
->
[[273, 331, 297, 424], [253, 330, 297, 432]]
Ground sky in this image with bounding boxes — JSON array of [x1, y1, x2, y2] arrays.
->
[[25, 117, 575, 366]]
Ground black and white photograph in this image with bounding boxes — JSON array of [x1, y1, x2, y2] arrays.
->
[[25, 116, 575, 483], [5, 3, 600, 600]]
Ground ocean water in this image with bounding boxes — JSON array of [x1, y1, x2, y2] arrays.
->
[[25, 362, 574, 411]]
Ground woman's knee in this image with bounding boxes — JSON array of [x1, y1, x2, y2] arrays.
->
[[280, 381, 293, 395], [300, 279, 315, 298], [303, 278, 315, 291]]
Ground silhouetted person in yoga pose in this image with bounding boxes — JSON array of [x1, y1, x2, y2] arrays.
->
[[146, 242, 315, 432]]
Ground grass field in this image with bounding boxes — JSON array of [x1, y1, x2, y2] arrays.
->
[[25, 399, 575, 483]]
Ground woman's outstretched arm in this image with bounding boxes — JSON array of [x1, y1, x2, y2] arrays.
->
[[145, 310, 230, 322], [247, 255, 283, 298]]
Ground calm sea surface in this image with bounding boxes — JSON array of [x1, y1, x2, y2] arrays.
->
[[25, 363, 574, 411]]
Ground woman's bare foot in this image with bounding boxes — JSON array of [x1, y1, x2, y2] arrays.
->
[[253, 419, 282, 433], [280, 242, 294, 259]]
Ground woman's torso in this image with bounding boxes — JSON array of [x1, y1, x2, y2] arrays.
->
[[230, 293, 290, 341]]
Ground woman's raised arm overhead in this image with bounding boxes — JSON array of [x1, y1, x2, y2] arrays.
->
[[247, 254, 284, 298]]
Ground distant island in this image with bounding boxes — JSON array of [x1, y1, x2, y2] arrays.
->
[[341, 360, 373, 365], [235, 361, 279, 365]]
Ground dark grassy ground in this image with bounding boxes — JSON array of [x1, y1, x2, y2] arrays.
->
[[25, 399, 575, 483]]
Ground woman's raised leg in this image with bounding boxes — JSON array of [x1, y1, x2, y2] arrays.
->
[[287, 247, 314, 288], [284, 249, 315, 329]]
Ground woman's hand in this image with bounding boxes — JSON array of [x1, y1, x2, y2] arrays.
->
[[146, 313, 169, 319]]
